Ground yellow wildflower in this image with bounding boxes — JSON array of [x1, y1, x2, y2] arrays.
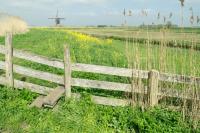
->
[[106, 39, 113, 44], [67, 31, 102, 44]]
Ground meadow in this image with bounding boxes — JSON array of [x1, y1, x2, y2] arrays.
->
[[0, 28, 199, 76], [0, 86, 194, 133], [0, 28, 200, 132], [70, 27, 200, 43]]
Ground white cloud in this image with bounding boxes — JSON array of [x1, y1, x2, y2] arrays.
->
[[0, 0, 108, 8], [71, 0, 107, 4], [0, 0, 199, 26], [69, 12, 97, 16]]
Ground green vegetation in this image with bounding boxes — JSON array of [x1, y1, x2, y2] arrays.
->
[[0, 28, 200, 132], [0, 86, 198, 133], [0, 28, 199, 76], [72, 27, 200, 50]]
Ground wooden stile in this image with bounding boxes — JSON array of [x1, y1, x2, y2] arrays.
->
[[0, 76, 53, 95], [30, 96, 45, 108], [64, 45, 71, 98], [0, 34, 199, 108], [148, 70, 159, 106], [43, 86, 65, 108], [5, 33, 14, 87]]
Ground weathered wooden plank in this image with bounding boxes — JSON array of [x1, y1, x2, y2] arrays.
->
[[0, 61, 139, 92], [5, 33, 14, 87], [0, 74, 131, 107], [71, 78, 132, 92], [0, 75, 199, 108], [0, 45, 147, 78], [0, 74, 130, 107], [1, 45, 200, 84], [0, 45, 64, 69], [74, 79, 146, 94], [30, 96, 45, 108], [0, 61, 133, 92], [0, 62, 134, 93], [0, 61, 134, 92], [165, 105, 182, 111], [148, 70, 159, 106], [71, 93, 130, 106], [0, 60, 199, 101], [159, 73, 200, 84], [0, 61, 64, 84], [92, 95, 130, 106], [43, 86, 65, 107], [0, 76, 53, 95], [158, 88, 200, 101], [72, 63, 149, 78], [64, 46, 71, 98], [1, 60, 199, 100]]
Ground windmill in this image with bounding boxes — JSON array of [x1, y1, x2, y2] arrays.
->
[[48, 10, 65, 26]]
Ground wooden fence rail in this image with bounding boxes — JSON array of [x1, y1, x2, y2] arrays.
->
[[1, 45, 200, 84], [0, 34, 199, 107], [5, 33, 14, 87], [0, 76, 130, 106], [0, 60, 198, 100]]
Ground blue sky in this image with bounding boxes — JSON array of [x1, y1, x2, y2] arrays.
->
[[0, 0, 200, 26]]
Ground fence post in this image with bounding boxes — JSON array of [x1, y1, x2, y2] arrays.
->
[[5, 33, 14, 88], [64, 45, 71, 98], [147, 70, 159, 107]]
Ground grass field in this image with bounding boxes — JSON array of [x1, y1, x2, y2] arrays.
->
[[0, 86, 196, 133], [70, 27, 200, 43], [0, 28, 199, 76], [0, 28, 200, 132]]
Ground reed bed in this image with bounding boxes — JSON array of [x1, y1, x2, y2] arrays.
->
[[123, 3, 199, 129]]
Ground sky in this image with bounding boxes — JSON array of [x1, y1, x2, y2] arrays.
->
[[0, 0, 200, 26]]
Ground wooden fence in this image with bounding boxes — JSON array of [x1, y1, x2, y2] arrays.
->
[[0, 33, 200, 107]]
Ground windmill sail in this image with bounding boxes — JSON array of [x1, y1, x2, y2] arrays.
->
[[48, 10, 65, 26]]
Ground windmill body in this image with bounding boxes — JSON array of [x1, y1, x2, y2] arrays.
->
[[48, 10, 65, 26]]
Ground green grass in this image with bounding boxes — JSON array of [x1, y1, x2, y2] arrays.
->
[[0, 28, 200, 132], [0, 86, 198, 133], [0, 28, 199, 94], [0, 28, 199, 95], [0, 28, 127, 66], [69, 27, 200, 41], [0, 28, 199, 76]]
